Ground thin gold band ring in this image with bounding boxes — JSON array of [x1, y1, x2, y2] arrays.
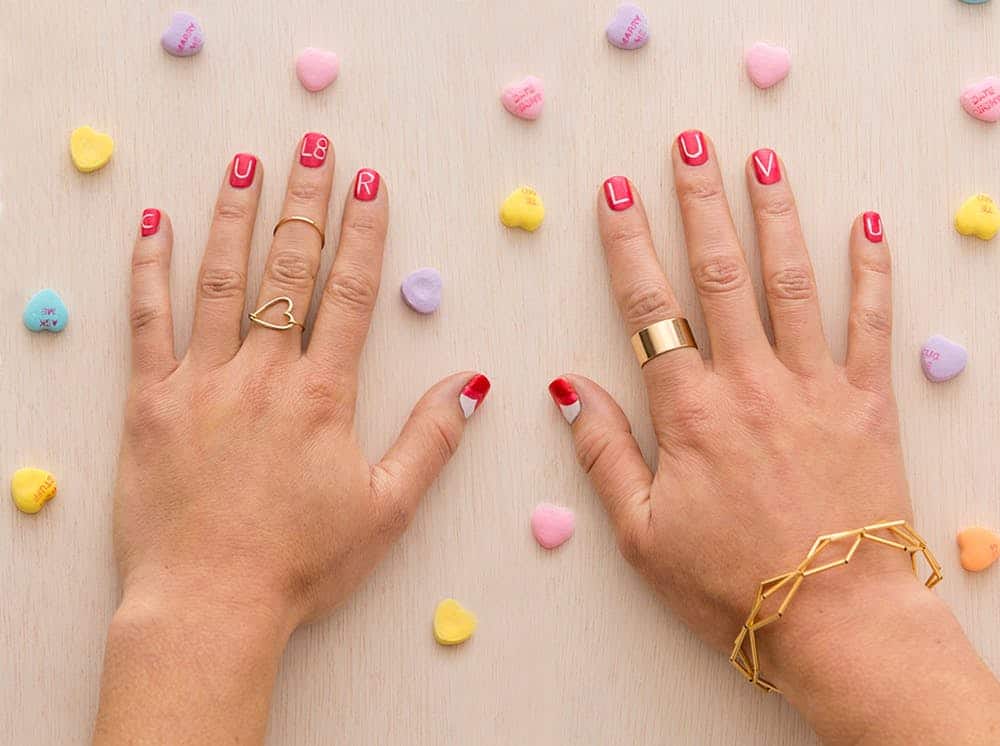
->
[[248, 296, 305, 331], [273, 215, 325, 250], [631, 318, 698, 367]]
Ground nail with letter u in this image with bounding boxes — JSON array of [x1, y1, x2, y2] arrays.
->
[[230, 153, 258, 188], [677, 130, 709, 166]]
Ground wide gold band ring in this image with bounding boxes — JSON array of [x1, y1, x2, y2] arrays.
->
[[273, 215, 325, 250], [631, 318, 698, 367]]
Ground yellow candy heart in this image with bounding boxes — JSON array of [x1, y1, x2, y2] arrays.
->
[[10, 468, 57, 514], [70, 126, 114, 173], [954, 193, 1000, 241], [499, 186, 545, 232], [957, 527, 1000, 573], [433, 598, 477, 646]]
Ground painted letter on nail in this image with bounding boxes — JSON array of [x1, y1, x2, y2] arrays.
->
[[863, 211, 884, 243], [752, 149, 781, 185], [548, 377, 581, 424], [140, 208, 161, 237], [354, 168, 381, 201], [677, 130, 708, 166], [459, 374, 491, 418], [230, 153, 258, 188], [603, 176, 634, 211], [300, 132, 330, 168]]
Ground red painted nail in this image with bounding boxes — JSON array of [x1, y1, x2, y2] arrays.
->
[[354, 168, 381, 201], [299, 132, 330, 168], [863, 211, 884, 243], [751, 148, 781, 185], [548, 377, 581, 424], [603, 176, 634, 211], [229, 153, 258, 188], [459, 374, 491, 418], [140, 208, 161, 237], [677, 130, 709, 166]]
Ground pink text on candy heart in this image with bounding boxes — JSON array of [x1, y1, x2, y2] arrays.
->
[[970, 87, 1000, 116], [621, 15, 645, 44], [921, 347, 941, 363], [511, 86, 542, 114], [176, 23, 199, 52]]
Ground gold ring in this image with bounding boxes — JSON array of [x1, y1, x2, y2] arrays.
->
[[248, 296, 305, 331], [273, 215, 325, 250], [631, 318, 698, 367]]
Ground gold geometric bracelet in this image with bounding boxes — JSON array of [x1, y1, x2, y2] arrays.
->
[[730, 520, 943, 694]]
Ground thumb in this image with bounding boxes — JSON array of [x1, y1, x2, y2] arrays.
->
[[547, 375, 653, 562], [370, 371, 490, 536]]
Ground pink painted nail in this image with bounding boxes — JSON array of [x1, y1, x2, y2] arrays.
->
[[229, 153, 258, 188], [354, 168, 381, 201], [677, 130, 709, 166], [603, 176, 634, 211], [459, 374, 491, 418], [299, 132, 330, 168], [751, 148, 781, 185], [863, 211, 884, 243], [140, 208, 161, 237]]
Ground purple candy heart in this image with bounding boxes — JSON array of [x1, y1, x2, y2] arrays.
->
[[920, 335, 968, 383], [161, 12, 204, 57], [606, 4, 649, 50], [401, 268, 442, 314]]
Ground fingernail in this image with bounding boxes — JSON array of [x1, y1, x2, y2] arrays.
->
[[299, 132, 330, 168], [603, 176, 634, 211], [863, 211, 884, 243], [677, 130, 709, 166], [548, 377, 581, 424], [229, 153, 258, 188], [751, 148, 781, 185], [354, 168, 381, 201], [459, 374, 491, 419], [140, 208, 161, 237]]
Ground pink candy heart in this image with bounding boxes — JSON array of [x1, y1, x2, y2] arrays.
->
[[296, 48, 340, 93], [745, 42, 791, 89], [531, 503, 575, 550], [960, 77, 1000, 123], [921, 335, 968, 383], [501, 76, 545, 121]]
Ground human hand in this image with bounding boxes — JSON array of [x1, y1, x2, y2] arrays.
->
[[550, 132, 1000, 743], [95, 134, 489, 743]]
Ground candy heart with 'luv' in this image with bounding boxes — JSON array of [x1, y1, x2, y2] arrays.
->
[[499, 186, 545, 232], [954, 193, 1000, 241], [11, 468, 57, 514]]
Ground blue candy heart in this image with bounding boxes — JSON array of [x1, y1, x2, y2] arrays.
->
[[23, 289, 69, 333], [959, 0, 990, 4]]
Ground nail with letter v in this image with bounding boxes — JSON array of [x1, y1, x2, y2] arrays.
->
[[751, 149, 781, 185], [678, 130, 708, 166], [603, 176, 633, 211], [230, 153, 258, 188]]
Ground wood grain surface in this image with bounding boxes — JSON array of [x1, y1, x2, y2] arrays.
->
[[2, 1, 999, 744]]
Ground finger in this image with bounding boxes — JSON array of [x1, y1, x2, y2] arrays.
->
[[308, 168, 388, 390], [745, 149, 832, 374], [369, 372, 489, 539], [672, 130, 770, 367], [130, 208, 177, 381], [846, 212, 893, 391], [597, 176, 705, 406], [188, 153, 262, 366], [246, 133, 334, 357], [547, 375, 653, 562]]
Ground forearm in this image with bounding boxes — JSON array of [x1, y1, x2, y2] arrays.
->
[[93, 590, 291, 745]]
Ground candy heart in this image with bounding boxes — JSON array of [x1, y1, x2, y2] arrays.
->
[[954, 193, 1000, 241], [70, 126, 114, 173], [433, 598, 477, 646], [23, 289, 68, 333], [161, 12, 204, 57], [605, 4, 650, 50], [295, 47, 340, 93], [960, 77, 1000, 123], [401, 268, 442, 314], [920, 335, 967, 383], [501, 76, 544, 120], [957, 527, 1000, 572], [10, 468, 57, 514], [959, 0, 991, 5], [531, 503, 575, 549], [745, 42, 791, 89], [499, 186, 545, 232]]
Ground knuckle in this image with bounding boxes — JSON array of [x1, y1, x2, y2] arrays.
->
[[616, 524, 647, 568], [286, 180, 324, 204], [678, 178, 724, 208], [604, 225, 649, 253], [851, 307, 892, 340], [856, 392, 899, 438], [665, 393, 714, 442], [735, 382, 778, 428], [620, 279, 675, 326], [126, 386, 178, 436], [213, 200, 253, 225], [422, 417, 461, 467], [266, 251, 315, 292], [766, 267, 816, 302], [198, 267, 247, 300], [131, 247, 165, 272], [755, 195, 797, 223], [129, 302, 164, 333], [345, 213, 383, 241], [691, 257, 749, 297], [855, 257, 892, 280], [324, 272, 378, 314]]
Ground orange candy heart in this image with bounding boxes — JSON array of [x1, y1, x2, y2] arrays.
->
[[957, 527, 1000, 572]]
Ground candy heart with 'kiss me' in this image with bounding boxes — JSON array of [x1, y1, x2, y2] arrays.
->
[[499, 186, 545, 232], [23, 289, 68, 333], [954, 193, 1000, 241]]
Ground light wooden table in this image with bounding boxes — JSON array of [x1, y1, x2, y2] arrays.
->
[[3, 1, 999, 743]]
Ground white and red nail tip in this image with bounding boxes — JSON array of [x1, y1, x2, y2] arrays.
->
[[548, 378, 581, 424], [459, 374, 491, 418]]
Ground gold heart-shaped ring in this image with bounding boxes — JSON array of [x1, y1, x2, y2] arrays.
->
[[248, 296, 305, 331]]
